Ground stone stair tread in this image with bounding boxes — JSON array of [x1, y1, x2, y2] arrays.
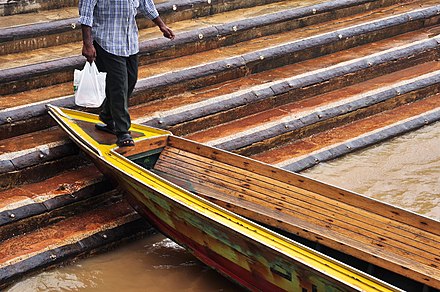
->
[[0, 165, 102, 212], [130, 29, 436, 127], [0, 126, 77, 184], [1, 82, 74, 110], [1, 33, 437, 175], [0, 0, 291, 56], [133, 2, 440, 78], [1, 3, 436, 111], [5, 0, 281, 27], [0, 199, 141, 278], [0, 46, 432, 160], [0, 0, 173, 27], [0, 43, 80, 72], [0, 0, 316, 68], [3, 53, 427, 169], [1, 32, 436, 153], [0, 7, 78, 29], [253, 94, 440, 166], [0, 127, 65, 156], [2, 0, 431, 71], [185, 61, 440, 144], [0, 0, 77, 18], [0, 30, 432, 152]]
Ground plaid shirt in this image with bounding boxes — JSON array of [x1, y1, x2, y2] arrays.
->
[[79, 0, 159, 57]]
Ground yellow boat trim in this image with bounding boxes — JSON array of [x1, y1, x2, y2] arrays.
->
[[49, 105, 400, 292]]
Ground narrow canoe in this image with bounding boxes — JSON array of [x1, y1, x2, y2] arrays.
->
[[48, 105, 438, 292]]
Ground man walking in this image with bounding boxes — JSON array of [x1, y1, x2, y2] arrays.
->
[[79, 0, 174, 147]]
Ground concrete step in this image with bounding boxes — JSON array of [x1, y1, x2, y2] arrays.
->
[[0, 198, 153, 289], [0, 0, 286, 54], [140, 35, 440, 136], [0, 127, 82, 189], [185, 63, 440, 154], [0, 6, 77, 28], [0, 165, 111, 240], [253, 94, 440, 171], [1, 40, 438, 240], [0, 0, 78, 17], [1, 2, 438, 140], [0, 0, 408, 93], [1, 35, 438, 188], [0, 38, 439, 198]]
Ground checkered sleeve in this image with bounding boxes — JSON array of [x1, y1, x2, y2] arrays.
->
[[79, 0, 97, 26], [139, 0, 159, 20]]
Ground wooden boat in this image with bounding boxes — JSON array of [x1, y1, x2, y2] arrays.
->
[[47, 105, 439, 291]]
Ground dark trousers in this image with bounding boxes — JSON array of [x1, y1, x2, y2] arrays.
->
[[94, 42, 138, 135]]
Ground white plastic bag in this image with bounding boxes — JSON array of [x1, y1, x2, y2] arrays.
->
[[74, 62, 106, 108]]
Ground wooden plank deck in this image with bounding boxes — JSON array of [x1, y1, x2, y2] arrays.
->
[[149, 136, 440, 289]]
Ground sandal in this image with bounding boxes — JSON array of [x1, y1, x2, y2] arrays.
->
[[95, 122, 116, 134], [116, 133, 135, 147]]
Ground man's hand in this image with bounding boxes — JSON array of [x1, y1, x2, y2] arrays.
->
[[82, 43, 96, 63], [153, 17, 175, 40], [81, 25, 96, 63], [159, 24, 175, 40]]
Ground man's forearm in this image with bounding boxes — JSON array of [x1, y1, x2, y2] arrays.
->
[[81, 24, 96, 62], [152, 16, 166, 28], [81, 24, 93, 45]]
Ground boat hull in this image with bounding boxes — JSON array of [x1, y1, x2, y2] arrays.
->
[[47, 105, 402, 292], [101, 157, 353, 292]]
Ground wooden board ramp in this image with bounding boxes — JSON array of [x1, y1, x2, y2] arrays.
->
[[148, 136, 440, 289]]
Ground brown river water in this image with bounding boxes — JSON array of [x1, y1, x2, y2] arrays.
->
[[7, 122, 440, 291]]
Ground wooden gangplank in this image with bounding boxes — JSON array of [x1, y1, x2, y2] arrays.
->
[[152, 136, 440, 290]]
